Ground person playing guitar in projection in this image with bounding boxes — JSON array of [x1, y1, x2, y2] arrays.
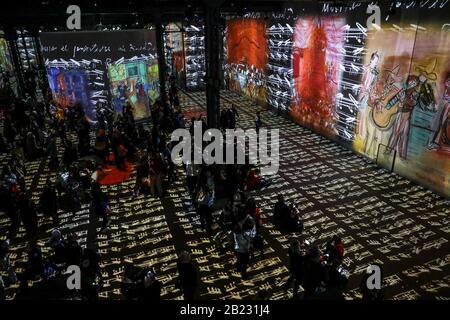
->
[[428, 73, 450, 152], [385, 74, 430, 159]]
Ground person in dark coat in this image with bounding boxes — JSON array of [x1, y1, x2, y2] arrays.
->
[[141, 270, 161, 300], [285, 240, 304, 298], [303, 246, 329, 298], [176, 251, 199, 300], [90, 182, 110, 230], [273, 194, 290, 228], [19, 193, 38, 241], [40, 178, 58, 225]]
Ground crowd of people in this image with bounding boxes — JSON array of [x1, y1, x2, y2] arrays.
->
[[0, 72, 382, 301]]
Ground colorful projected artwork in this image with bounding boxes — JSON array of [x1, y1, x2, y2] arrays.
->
[[226, 19, 268, 104], [147, 61, 160, 103], [108, 61, 149, 118], [353, 25, 450, 196], [291, 16, 346, 136], [41, 30, 159, 122], [46, 67, 94, 120], [0, 37, 14, 73], [108, 58, 159, 119]]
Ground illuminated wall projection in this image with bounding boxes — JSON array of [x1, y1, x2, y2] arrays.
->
[[107, 57, 159, 119], [266, 11, 295, 112], [0, 34, 18, 95], [164, 22, 185, 84], [291, 16, 346, 135], [226, 18, 268, 104], [227, 2, 450, 197], [47, 67, 94, 117], [353, 5, 450, 196], [184, 21, 205, 90], [0, 37, 14, 74], [40, 30, 159, 121]]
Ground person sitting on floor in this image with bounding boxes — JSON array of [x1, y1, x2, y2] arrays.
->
[[273, 194, 290, 228], [287, 204, 303, 233], [245, 168, 270, 191]]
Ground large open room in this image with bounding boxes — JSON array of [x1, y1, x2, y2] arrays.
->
[[0, 0, 449, 307]]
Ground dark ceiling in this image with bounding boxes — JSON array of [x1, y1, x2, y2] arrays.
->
[[0, 0, 295, 31]]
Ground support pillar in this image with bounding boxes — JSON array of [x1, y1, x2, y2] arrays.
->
[[154, 13, 167, 105], [204, 1, 223, 129], [4, 28, 25, 95]]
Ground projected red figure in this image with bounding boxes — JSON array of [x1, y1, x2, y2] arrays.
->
[[226, 19, 267, 103], [292, 17, 346, 135]]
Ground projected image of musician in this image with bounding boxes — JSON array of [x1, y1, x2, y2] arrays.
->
[[428, 73, 450, 152], [385, 74, 432, 159]]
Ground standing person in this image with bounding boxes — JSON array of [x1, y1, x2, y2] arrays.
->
[[176, 251, 199, 300], [94, 128, 109, 164], [227, 105, 239, 129], [149, 151, 164, 198], [303, 246, 328, 298], [0, 182, 20, 239], [255, 111, 262, 133], [90, 182, 111, 231], [234, 215, 256, 280], [46, 130, 59, 170], [162, 143, 175, 183], [285, 240, 304, 299], [195, 186, 214, 233], [333, 235, 345, 265], [39, 178, 58, 226], [19, 193, 38, 241], [220, 109, 228, 131], [141, 270, 162, 300], [186, 160, 200, 196]]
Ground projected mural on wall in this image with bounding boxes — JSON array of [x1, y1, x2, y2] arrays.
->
[[47, 67, 94, 119], [0, 36, 18, 95], [224, 1, 450, 197], [354, 23, 450, 195], [0, 37, 14, 74], [226, 18, 268, 104], [108, 57, 159, 119], [40, 30, 159, 121], [291, 16, 346, 136]]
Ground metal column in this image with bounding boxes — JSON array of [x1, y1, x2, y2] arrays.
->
[[155, 14, 167, 105], [204, 2, 222, 129]]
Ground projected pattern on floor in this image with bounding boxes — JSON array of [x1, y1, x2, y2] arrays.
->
[[1, 91, 449, 300]]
